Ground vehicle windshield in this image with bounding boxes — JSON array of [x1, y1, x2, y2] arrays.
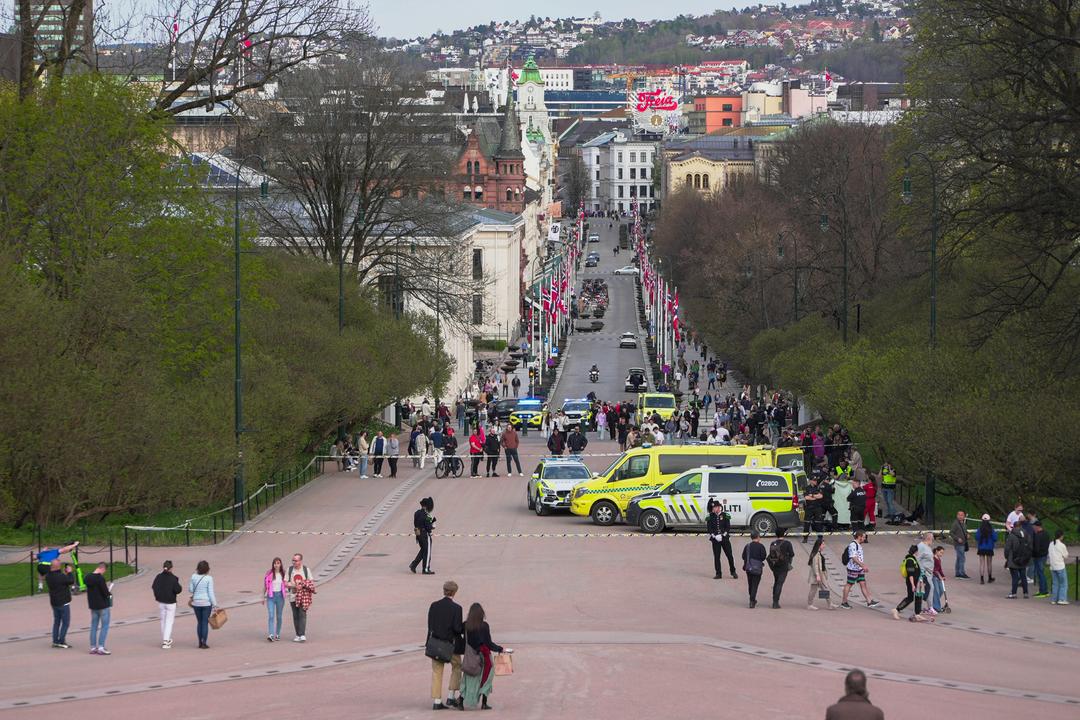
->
[[517, 401, 542, 411], [544, 465, 592, 480], [598, 454, 625, 479], [563, 401, 591, 412], [645, 396, 676, 409]]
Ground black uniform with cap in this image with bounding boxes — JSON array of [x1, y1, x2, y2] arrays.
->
[[706, 501, 738, 578], [410, 498, 435, 574]]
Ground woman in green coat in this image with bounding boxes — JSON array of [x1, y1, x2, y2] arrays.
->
[[460, 603, 512, 710]]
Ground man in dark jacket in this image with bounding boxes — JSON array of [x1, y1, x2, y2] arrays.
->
[[1031, 519, 1051, 597], [741, 532, 768, 608], [152, 560, 182, 649], [482, 432, 501, 477], [706, 500, 737, 579], [85, 562, 112, 654], [547, 429, 566, 456], [45, 559, 74, 648], [847, 477, 867, 534], [411, 497, 436, 575], [767, 528, 795, 609], [567, 428, 588, 454], [825, 670, 884, 720], [428, 580, 465, 710], [1004, 523, 1033, 598]]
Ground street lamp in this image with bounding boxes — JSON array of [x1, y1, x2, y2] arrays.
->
[[902, 152, 939, 349], [233, 155, 268, 524]]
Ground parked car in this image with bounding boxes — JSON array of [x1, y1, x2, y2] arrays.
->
[[585, 257, 598, 267], [613, 265, 639, 276], [619, 332, 638, 349], [587, 234, 600, 243]]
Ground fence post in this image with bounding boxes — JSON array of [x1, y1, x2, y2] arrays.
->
[[123, 526, 129, 565], [134, 531, 139, 573], [29, 551, 34, 596], [109, 533, 114, 582], [185, 523, 191, 547], [1074, 557, 1078, 602]]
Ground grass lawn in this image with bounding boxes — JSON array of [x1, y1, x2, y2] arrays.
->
[[0, 562, 135, 600]]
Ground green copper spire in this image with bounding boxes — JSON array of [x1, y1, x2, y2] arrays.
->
[[517, 55, 544, 86]]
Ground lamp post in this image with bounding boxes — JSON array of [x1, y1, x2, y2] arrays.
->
[[902, 152, 939, 349], [233, 155, 268, 524], [819, 212, 848, 342], [902, 151, 941, 529]]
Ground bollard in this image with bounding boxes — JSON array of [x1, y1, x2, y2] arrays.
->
[[134, 531, 139, 573], [123, 526, 129, 565], [1075, 557, 1078, 602], [29, 552, 34, 596], [109, 534, 114, 582]]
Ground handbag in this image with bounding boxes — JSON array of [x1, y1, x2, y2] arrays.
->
[[461, 644, 483, 677], [494, 653, 513, 677], [425, 635, 454, 663], [209, 607, 228, 629], [745, 557, 763, 576], [818, 588, 831, 600]]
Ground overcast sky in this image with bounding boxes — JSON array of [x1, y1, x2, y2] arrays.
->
[[368, 1, 745, 40]]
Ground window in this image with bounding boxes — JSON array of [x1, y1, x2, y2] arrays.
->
[[595, 170, 600, 181], [693, 174, 701, 189], [640, 185, 647, 197], [471, 294, 483, 324], [630, 152, 637, 163], [665, 472, 702, 495], [465, 161, 471, 174], [685, 173, 692, 186], [749, 474, 788, 492], [595, 155, 600, 165], [722, 118, 733, 127], [463, 185, 471, 200], [506, 188, 513, 201], [707, 472, 748, 494], [702, 175, 710, 190], [472, 249, 483, 279], [658, 454, 721, 475], [618, 202, 624, 212], [617, 152, 623, 163], [613, 454, 650, 481], [641, 167, 648, 179], [629, 186, 636, 197], [722, 103, 733, 112], [630, 168, 636, 179], [617, 168, 623, 180], [617, 185, 624, 198], [473, 186, 483, 201]]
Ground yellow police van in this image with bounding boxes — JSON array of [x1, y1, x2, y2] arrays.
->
[[569, 444, 775, 525], [635, 392, 678, 423], [625, 465, 803, 535]]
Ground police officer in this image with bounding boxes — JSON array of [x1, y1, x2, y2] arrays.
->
[[847, 477, 867, 535], [706, 499, 738, 579], [802, 475, 825, 543], [834, 457, 853, 480], [820, 472, 838, 531], [879, 461, 897, 517], [410, 497, 436, 575]]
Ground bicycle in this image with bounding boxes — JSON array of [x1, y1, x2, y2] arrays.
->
[[434, 455, 464, 478]]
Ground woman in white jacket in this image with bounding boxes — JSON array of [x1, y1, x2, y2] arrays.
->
[[1047, 530, 1070, 605]]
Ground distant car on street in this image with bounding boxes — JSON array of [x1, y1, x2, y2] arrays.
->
[[587, 234, 600, 243], [625, 367, 647, 392], [585, 257, 598, 267], [619, 332, 638, 349], [613, 265, 639, 276]]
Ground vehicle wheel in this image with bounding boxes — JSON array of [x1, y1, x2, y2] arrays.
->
[[750, 512, 777, 536], [527, 489, 535, 511], [434, 461, 447, 479], [639, 509, 665, 534], [590, 501, 618, 526], [452, 459, 464, 478], [534, 494, 547, 516]]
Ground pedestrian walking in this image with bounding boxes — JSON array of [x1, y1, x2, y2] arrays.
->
[[930, 546, 946, 614], [370, 431, 386, 477], [357, 431, 370, 478], [189, 560, 217, 649], [767, 528, 795, 609], [825, 669, 884, 720], [483, 430, 501, 477], [1031, 519, 1050, 598], [152, 560, 182, 649], [546, 429, 566, 456], [840, 531, 880, 609], [950, 511, 971, 578], [567, 427, 588, 455], [892, 545, 927, 622], [411, 497, 436, 575], [975, 513, 997, 584], [286, 553, 314, 641], [501, 424, 522, 477], [807, 536, 836, 610], [43, 560, 74, 648], [427, 580, 465, 710], [741, 531, 767, 609], [706, 500, 738, 579], [263, 557, 287, 641], [1004, 521, 1033, 599], [511, 375, 520, 397], [468, 427, 484, 477], [1048, 530, 1070, 605], [84, 562, 113, 655], [387, 433, 400, 478], [416, 429, 432, 470], [461, 603, 512, 710]]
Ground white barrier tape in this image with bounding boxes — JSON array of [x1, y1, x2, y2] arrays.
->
[[122, 526, 937, 539]]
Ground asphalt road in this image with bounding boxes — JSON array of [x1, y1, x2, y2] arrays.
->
[[552, 220, 647, 408]]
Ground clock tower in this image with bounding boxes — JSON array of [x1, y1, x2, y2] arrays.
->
[[516, 55, 548, 141]]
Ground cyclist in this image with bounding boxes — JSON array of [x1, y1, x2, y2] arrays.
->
[[442, 428, 460, 475]]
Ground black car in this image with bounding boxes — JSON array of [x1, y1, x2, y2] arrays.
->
[[494, 398, 519, 422]]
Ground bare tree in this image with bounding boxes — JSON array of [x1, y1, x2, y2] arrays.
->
[[16, 0, 93, 99], [562, 152, 589, 213], [242, 49, 483, 329]]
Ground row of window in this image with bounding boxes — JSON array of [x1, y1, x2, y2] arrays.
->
[[615, 185, 653, 199], [592, 151, 654, 166], [465, 160, 519, 175], [685, 173, 711, 190], [464, 187, 521, 202]]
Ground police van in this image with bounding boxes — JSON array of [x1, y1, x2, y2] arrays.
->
[[625, 465, 803, 536]]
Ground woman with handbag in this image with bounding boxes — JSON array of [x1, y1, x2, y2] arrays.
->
[[189, 560, 217, 649], [806, 536, 836, 610], [741, 531, 767, 609], [460, 603, 512, 710]]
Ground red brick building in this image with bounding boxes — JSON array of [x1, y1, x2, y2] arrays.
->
[[454, 91, 526, 214]]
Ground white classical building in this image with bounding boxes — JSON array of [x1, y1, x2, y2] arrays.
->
[[580, 129, 660, 214]]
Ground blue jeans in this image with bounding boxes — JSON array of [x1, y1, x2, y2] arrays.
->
[[881, 486, 896, 517], [954, 545, 967, 577], [90, 607, 111, 648], [358, 455, 368, 477], [193, 605, 212, 645], [51, 604, 70, 644], [1030, 557, 1048, 594], [267, 591, 285, 636], [1051, 569, 1068, 603], [931, 577, 944, 611]]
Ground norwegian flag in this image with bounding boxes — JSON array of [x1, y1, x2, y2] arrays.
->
[[549, 275, 559, 319], [541, 285, 551, 314], [672, 289, 681, 341]]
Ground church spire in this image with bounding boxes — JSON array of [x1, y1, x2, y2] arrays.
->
[[496, 81, 524, 159]]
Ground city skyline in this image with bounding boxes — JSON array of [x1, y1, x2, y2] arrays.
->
[[368, 0, 744, 39]]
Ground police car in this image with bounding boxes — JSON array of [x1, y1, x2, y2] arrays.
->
[[625, 465, 802, 535], [527, 458, 593, 515], [509, 398, 546, 428], [560, 399, 594, 428]]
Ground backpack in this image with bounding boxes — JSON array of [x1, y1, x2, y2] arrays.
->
[[767, 540, 789, 571], [841, 541, 855, 566], [1011, 531, 1033, 566], [900, 556, 914, 578]]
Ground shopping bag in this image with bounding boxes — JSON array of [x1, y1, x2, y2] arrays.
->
[[494, 653, 513, 676], [209, 607, 229, 630], [818, 589, 831, 600]]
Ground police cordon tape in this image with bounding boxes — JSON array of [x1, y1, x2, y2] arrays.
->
[[121, 525, 935, 539]]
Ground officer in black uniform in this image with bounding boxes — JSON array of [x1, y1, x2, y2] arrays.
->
[[410, 497, 436, 575], [706, 499, 738, 579], [802, 475, 825, 542]]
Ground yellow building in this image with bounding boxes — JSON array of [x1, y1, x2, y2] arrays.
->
[[660, 135, 756, 198]]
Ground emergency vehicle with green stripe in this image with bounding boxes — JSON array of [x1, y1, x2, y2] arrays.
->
[[625, 466, 803, 536], [569, 444, 791, 526]]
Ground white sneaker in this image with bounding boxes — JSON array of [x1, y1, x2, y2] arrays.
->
[[299, 635, 306, 642], [519, 472, 524, 477], [293, 636, 302, 642], [1059, 601, 1070, 605], [361, 474, 369, 479]]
